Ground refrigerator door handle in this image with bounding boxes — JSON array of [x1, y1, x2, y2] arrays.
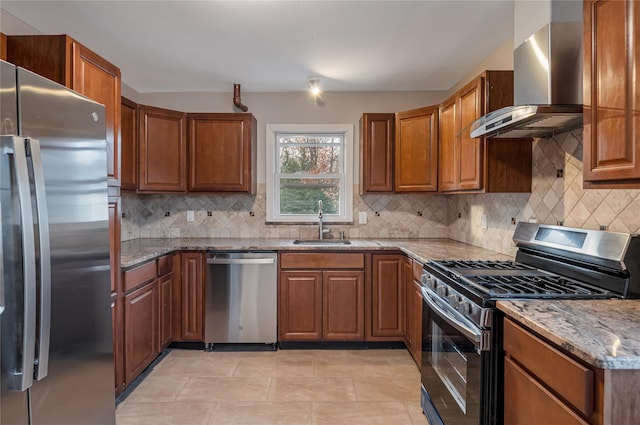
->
[[4, 135, 37, 391], [29, 138, 51, 380]]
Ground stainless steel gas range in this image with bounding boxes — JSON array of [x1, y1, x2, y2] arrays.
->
[[419, 222, 640, 425]]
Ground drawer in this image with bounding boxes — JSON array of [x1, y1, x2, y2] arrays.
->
[[157, 254, 173, 276], [412, 259, 423, 282], [504, 357, 589, 425], [123, 260, 156, 293], [503, 318, 594, 417], [280, 252, 365, 269]]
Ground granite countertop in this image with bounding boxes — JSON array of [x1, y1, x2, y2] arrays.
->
[[121, 237, 513, 268], [498, 299, 640, 370]]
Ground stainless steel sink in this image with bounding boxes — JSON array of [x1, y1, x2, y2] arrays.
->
[[292, 239, 352, 245]]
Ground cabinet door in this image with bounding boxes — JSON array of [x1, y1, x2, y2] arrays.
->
[[395, 106, 439, 192], [583, 0, 640, 186], [124, 281, 158, 386], [323, 271, 365, 340], [279, 271, 323, 340], [70, 41, 121, 188], [438, 98, 457, 191], [188, 113, 256, 193], [139, 105, 187, 192], [158, 273, 173, 350], [411, 280, 423, 367], [111, 293, 124, 396], [458, 78, 484, 190], [371, 254, 405, 339], [403, 257, 414, 349], [121, 97, 138, 191], [108, 196, 121, 293], [360, 113, 395, 193], [181, 253, 204, 341]]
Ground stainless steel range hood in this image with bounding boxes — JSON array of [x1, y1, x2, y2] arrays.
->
[[471, 0, 583, 139]]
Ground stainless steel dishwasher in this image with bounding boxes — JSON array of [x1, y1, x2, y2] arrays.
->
[[204, 251, 277, 348]]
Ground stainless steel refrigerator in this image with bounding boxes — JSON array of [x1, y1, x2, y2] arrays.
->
[[0, 60, 115, 424]]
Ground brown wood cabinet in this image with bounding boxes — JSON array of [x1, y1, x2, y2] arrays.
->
[[180, 252, 204, 341], [188, 113, 257, 193], [370, 254, 405, 339], [138, 105, 187, 192], [121, 97, 138, 191], [123, 279, 158, 386], [157, 255, 173, 350], [279, 252, 366, 341], [279, 271, 323, 340], [583, 0, 640, 188], [503, 316, 640, 425], [111, 292, 124, 396], [394, 106, 439, 192], [405, 258, 423, 367], [360, 113, 395, 193], [0, 33, 7, 61], [7, 35, 121, 187], [438, 71, 531, 193]]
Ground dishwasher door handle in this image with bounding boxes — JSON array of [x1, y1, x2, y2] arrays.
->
[[206, 258, 276, 265]]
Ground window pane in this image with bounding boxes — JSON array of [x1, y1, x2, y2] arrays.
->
[[279, 146, 340, 174], [279, 178, 340, 215], [278, 135, 342, 145]]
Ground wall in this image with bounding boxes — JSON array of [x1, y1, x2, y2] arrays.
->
[[448, 130, 640, 256]]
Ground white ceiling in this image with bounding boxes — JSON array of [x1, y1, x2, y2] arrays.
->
[[1, 1, 515, 93]]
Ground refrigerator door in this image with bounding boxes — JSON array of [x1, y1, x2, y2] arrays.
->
[[17, 67, 115, 424], [1, 61, 31, 425]]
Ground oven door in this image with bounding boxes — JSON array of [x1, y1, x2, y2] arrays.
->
[[420, 286, 485, 425]]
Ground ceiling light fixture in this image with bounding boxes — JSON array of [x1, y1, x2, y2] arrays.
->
[[307, 76, 321, 96]]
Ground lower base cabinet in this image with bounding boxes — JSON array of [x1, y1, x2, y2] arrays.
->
[[503, 317, 640, 425], [123, 280, 158, 386], [371, 254, 405, 340], [278, 252, 365, 341]]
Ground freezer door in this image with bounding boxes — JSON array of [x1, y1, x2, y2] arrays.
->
[[17, 67, 115, 424]]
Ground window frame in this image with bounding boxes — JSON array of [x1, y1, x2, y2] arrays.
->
[[266, 123, 354, 223]]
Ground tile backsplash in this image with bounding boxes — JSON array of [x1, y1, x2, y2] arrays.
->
[[122, 129, 640, 257], [121, 188, 449, 241]]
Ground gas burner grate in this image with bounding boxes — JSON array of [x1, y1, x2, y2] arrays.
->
[[432, 260, 536, 271], [467, 275, 611, 297]]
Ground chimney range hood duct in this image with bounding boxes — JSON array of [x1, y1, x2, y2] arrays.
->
[[470, 0, 583, 139]]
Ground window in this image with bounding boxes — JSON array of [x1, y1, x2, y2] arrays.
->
[[266, 124, 353, 223]]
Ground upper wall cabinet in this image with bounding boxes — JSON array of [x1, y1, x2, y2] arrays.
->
[[138, 105, 187, 193], [123, 102, 257, 194], [0, 33, 7, 61], [121, 97, 138, 191], [188, 113, 256, 194], [360, 113, 395, 193], [395, 106, 439, 192], [583, 0, 640, 188], [7, 35, 121, 188], [438, 71, 532, 193]]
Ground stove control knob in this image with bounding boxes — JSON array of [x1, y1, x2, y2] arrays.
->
[[447, 294, 460, 306], [436, 285, 448, 298], [457, 300, 470, 315]]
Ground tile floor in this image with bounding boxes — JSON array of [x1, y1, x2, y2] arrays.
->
[[116, 348, 429, 425]]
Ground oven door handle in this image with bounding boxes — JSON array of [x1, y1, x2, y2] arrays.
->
[[421, 286, 482, 347]]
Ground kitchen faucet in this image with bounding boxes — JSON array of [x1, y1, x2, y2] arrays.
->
[[318, 200, 330, 239]]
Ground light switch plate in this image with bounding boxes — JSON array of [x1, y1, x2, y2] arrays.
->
[[187, 210, 195, 222], [358, 211, 367, 224]]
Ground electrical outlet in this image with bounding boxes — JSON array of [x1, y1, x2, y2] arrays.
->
[[187, 210, 194, 222], [481, 214, 488, 229], [359, 211, 367, 224]]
